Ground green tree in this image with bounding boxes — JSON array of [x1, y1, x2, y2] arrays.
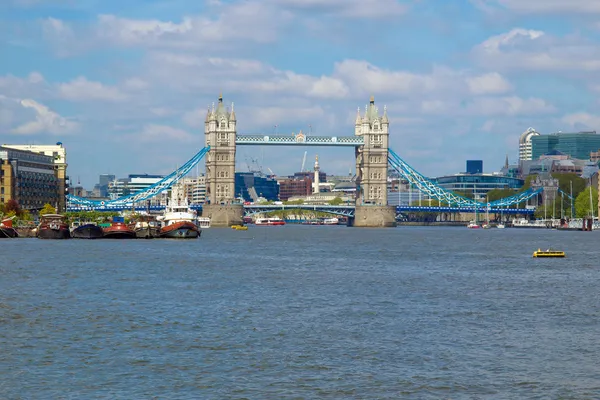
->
[[575, 187, 598, 218], [551, 173, 587, 199], [40, 203, 57, 215], [486, 188, 517, 203], [328, 197, 344, 205]]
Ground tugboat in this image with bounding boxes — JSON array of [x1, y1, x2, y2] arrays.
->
[[103, 216, 136, 239], [71, 220, 104, 239], [38, 214, 71, 239], [132, 215, 161, 239], [0, 217, 19, 238], [158, 186, 200, 239]]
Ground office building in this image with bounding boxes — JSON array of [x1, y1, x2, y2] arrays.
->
[[519, 127, 540, 162], [0, 146, 60, 210], [2, 143, 68, 211], [434, 174, 524, 202], [531, 131, 600, 160], [466, 160, 483, 174], [235, 172, 279, 202]]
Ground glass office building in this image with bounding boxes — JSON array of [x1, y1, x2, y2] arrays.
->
[[434, 174, 524, 201], [466, 160, 483, 174], [531, 131, 600, 160], [235, 172, 279, 202]]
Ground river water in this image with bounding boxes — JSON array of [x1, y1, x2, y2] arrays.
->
[[1, 226, 600, 399]]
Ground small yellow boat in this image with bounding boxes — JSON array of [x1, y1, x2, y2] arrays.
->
[[231, 225, 248, 231], [532, 248, 565, 258]]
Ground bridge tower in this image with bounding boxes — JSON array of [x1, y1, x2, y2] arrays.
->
[[353, 96, 397, 227], [202, 94, 243, 226]]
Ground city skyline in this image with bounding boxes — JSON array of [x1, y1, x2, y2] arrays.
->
[[2, 0, 600, 187]]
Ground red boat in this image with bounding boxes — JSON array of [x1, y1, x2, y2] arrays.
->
[[159, 221, 200, 239], [103, 217, 136, 239], [255, 217, 286, 226], [37, 214, 70, 239], [0, 217, 19, 238]]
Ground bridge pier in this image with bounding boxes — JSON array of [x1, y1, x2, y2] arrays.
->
[[353, 205, 397, 227], [202, 204, 243, 227]]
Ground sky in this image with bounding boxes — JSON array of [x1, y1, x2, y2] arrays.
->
[[2, 0, 600, 188]]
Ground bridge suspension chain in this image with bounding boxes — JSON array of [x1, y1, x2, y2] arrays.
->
[[68, 146, 210, 209], [388, 149, 478, 207], [388, 148, 543, 208]]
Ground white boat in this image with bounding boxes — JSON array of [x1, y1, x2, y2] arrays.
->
[[323, 217, 339, 225], [497, 223, 506, 229], [467, 221, 480, 229], [255, 217, 286, 226], [197, 217, 211, 229], [157, 187, 200, 238]]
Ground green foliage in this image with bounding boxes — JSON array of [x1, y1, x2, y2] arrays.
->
[[65, 211, 117, 224], [486, 188, 517, 203], [450, 190, 473, 200], [328, 197, 344, 205], [550, 173, 587, 199], [575, 187, 598, 218], [283, 199, 304, 205], [40, 203, 57, 215]]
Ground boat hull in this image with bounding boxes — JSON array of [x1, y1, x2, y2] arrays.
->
[[71, 224, 104, 239], [0, 227, 18, 238], [103, 223, 136, 239], [38, 227, 71, 239], [160, 221, 200, 239], [135, 227, 161, 239]]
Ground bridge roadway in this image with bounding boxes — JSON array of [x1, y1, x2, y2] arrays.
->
[[236, 134, 363, 146], [66, 203, 535, 216]]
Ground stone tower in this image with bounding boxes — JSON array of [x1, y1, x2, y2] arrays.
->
[[354, 96, 389, 206], [205, 94, 236, 204], [352, 96, 396, 227]]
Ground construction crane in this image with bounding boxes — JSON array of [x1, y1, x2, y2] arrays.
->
[[301, 151, 307, 172]]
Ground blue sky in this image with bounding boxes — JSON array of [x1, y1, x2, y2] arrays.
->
[[2, 0, 600, 187]]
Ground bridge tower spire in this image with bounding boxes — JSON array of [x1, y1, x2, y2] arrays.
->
[[353, 95, 396, 227]]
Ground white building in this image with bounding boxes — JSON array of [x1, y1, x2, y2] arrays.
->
[[180, 176, 206, 204], [519, 127, 540, 162]]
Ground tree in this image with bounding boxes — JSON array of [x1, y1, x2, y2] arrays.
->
[[486, 188, 517, 203], [328, 197, 344, 205], [4, 199, 21, 216], [575, 187, 598, 218], [40, 203, 57, 215], [551, 173, 586, 199]]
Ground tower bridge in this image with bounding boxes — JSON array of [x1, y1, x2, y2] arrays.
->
[[67, 94, 544, 227]]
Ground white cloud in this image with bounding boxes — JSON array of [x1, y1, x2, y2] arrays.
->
[[11, 99, 78, 135], [0, 72, 48, 98], [473, 28, 600, 71], [466, 72, 513, 95], [562, 112, 600, 129], [270, 0, 409, 18], [42, 2, 293, 54], [418, 96, 555, 117], [57, 77, 127, 101], [136, 124, 194, 143], [465, 96, 556, 116], [476, 0, 600, 14]]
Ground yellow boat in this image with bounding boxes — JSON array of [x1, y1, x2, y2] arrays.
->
[[231, 225, 248, 231], [532, 248, 565, 258]]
